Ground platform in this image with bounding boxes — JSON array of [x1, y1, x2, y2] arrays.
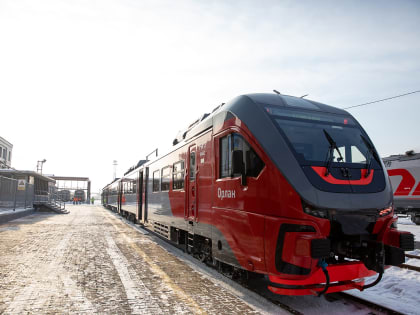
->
[[0, 207, 35, 224], [0, 204, 277, 314]]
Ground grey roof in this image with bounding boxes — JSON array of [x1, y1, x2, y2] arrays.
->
[[0, 169, 55, 182]]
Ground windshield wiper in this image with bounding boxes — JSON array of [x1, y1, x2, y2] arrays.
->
[[323, 129, 344, 176], [360, 135, 380, 178]]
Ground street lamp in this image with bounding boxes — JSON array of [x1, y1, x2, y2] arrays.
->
[[37, 159, 47, 174]]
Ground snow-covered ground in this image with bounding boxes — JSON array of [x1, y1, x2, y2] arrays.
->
[[397, 216, 420, 240], [346, 218, 420, 315]]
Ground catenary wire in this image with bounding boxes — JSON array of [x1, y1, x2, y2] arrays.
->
[[343, 90, 420, 110]]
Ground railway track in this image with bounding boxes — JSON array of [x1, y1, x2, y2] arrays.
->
[[333, 292, 405, 315], [115, 211, 408, 315], [405, 253, 420, 259]]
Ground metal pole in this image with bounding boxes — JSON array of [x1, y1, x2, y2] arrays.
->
[[87, 181, 91, 204], [13, 179, 17, 211], [24, 182, 28, 208]]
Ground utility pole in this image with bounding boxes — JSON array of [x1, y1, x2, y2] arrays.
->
[[37, 159, 47, 174], [113, 160, 118, 180]]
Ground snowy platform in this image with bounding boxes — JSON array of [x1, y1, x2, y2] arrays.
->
[[0, 207, 35, 224]]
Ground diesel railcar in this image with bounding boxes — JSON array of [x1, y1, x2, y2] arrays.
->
[[58, 189, 71, 202], [74, 189, 86, 203], [102, 93, 414, 296]]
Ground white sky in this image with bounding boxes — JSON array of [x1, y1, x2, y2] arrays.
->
[[1, 0, 419, 193]]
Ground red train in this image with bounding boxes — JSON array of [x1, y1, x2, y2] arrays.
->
[[102, 93, 414, 296]]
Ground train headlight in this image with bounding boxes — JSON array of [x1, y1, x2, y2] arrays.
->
[[302, 201, 329, 219], [379, 206, 393, 217]]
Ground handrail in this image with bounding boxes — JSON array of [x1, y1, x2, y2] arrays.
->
[[34, 189, 66, 211]]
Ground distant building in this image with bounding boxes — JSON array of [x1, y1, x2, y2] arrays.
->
[[0, 136, 13, 169]]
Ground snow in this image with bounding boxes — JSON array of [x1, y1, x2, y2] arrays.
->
[[397, 216, 420, 241], [346, 220, 420, 315]]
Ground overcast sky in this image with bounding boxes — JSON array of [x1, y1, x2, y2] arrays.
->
[[1, 0, 419, 193]]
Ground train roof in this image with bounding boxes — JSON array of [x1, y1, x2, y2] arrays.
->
[[120, 92, 353, 181], [383, 150, 420, 162], [102, 177, 120, 191], [244, 93, 348, 115], [171, 93, 348, 147]]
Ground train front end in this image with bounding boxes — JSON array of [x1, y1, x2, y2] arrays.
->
[[229, 94, 415, 296]]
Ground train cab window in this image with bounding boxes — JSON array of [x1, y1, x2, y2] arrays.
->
[[153, 170, 160, 192], [173, 161, 185, 190], [219, 133, 264, 179], [351, 146, 366, 163], [220, 136, 232, 177], [161, 166, 171, 191]]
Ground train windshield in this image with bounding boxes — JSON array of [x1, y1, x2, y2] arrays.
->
[[265, 106, 380, 168]]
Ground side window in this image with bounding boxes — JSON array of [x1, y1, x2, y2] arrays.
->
[[132, 179, 137, 194], [161, 166, 171, 191], [189, 152, 196, 181], [220, 136, 232, 178], [173, 161, 185, 190], [8, 151, 11, 161], [219, 133, 264, 179], [153, 170, 160, 192]]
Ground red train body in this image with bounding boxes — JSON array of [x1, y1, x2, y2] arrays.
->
[[384, 151, 420, 224], [102, 93, 414, 296]]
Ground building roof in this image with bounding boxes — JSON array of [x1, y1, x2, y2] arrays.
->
[[0, 136, 13, 148], [0, 169, 55, 182]]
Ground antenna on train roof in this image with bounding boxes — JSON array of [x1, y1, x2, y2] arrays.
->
[[273, 89, 281, 95], [300, 94, 308, 98]]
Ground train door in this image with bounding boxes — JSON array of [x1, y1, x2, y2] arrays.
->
[[186, 145, 197, 221], [143, 167, 149, 223], [118, 182, 123, 213], [137, 170, 143, 222]]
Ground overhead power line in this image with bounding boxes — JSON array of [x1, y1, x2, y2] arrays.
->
[[344, 90, 420, 110]]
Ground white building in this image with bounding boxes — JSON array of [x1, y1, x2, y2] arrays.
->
[[0, 136, 13, 169]]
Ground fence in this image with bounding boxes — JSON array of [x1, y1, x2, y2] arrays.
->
[[0, 176, 34, 210]]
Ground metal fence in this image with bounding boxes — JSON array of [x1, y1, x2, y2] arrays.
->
[[0, 176, 34, 210]]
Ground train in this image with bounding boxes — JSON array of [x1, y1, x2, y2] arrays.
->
[[384, 151, 420, 225], [74, 189, 86, 203], [58, 189, 71, 202], [102, 92, 414, 296]]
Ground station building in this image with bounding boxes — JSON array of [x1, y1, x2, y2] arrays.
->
[[0, 136, 13, 169]]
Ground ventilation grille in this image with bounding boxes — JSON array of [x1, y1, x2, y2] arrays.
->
[[153, 222, 169, 239]]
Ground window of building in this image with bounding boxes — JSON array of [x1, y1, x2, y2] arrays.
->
[[219, 133, 264, 179], [161, 166, 171, 191], [173, 161, 185, 190], [153, 170, 160, 192], [2, 148, 6, 159], [8, 151, 11, 162]]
